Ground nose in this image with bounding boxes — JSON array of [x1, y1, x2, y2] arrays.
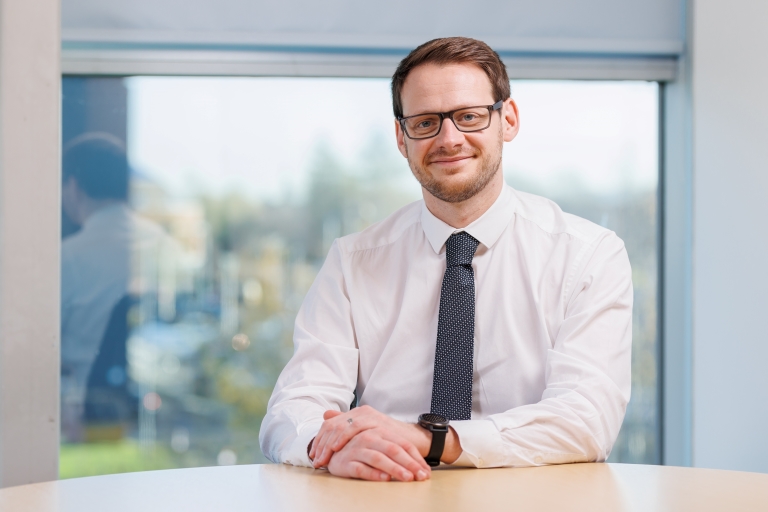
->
[[434, 116, 465, 147]]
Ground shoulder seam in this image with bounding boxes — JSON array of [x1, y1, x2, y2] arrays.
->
[[340, 215, 422, 256], [513, 210, 609, 246]]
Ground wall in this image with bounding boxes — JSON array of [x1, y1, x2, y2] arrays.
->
[[0, 0, 61, 487], [692, 0, 768, 472]]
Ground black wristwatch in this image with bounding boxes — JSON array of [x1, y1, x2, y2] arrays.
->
[[418, 413, 449, 467]]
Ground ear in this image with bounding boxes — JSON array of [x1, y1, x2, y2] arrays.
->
[[395, 118, 409, 158], [501, 98, 520, 143]]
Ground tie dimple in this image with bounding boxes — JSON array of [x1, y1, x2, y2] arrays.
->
[[430, 231, 479, 421]]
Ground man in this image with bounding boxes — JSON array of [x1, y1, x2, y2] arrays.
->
[[61, 133, 171, 441], [260, 37, 632, 482]]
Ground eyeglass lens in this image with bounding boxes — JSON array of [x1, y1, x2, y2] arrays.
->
[[403, 107, 492, 139]]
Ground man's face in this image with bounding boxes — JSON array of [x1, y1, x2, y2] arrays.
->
[[395, 63, 519, 203]]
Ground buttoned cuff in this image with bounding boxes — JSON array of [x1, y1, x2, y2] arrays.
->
[[283, 420, 323, 468], [449, 419, 504, 468]]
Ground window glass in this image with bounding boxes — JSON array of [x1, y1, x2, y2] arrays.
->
[[60, 77, 658, 478]]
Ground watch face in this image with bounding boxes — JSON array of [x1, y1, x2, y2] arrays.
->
[[418, 413, 449, 427]]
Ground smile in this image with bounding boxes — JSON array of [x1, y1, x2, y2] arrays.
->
[[429, 155, 473, 164]]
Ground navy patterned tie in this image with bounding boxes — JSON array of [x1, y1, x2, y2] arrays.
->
[[430, 231, 480, 421]]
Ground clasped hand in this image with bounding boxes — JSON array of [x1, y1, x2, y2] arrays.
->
[[309, 405, 432, 482]]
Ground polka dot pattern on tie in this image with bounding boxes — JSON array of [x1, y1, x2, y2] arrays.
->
[[430, 231, 479, 421]]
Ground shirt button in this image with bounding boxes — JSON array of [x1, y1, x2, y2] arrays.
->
[[534, 456, 543, 464]]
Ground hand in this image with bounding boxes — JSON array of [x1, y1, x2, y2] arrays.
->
[[310, 406, 431, 468], [309, 405, 431, 480], [325, 428, 431, 482]]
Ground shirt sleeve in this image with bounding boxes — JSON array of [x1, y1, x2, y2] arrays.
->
[[259, 240, 359, 467], [450, 232, 633, 468]]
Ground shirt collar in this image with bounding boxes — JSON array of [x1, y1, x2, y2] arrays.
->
[[420, 184, 516, 254]]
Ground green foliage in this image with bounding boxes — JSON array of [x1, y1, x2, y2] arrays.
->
[[60, 441, 177, 479]]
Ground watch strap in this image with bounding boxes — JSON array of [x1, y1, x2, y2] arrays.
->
[[425, 425, 448, 466]]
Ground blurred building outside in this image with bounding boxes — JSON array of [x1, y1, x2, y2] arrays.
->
[[60, 77, 659, 478]]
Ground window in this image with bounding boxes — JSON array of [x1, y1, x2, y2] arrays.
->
[[60, 76, 658, 478]]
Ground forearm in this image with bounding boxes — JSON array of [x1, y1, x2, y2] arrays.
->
[[260, 401, 325, 466], [438, 233, 632, 469], [260, 238, 360, 466], [449, 385, 627, 468]]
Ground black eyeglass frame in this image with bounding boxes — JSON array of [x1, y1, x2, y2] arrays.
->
[[397, 100, 504, 140]]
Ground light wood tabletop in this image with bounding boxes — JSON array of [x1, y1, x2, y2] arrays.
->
[[2, 462, 768, 512]]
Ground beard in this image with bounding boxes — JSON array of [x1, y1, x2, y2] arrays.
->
[[405, 129, 503, 204]]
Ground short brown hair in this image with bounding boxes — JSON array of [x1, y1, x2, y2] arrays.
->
[[391, 37, 510, 118]]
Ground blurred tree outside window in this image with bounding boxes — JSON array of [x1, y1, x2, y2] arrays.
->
[[60, 77, 658, 478]]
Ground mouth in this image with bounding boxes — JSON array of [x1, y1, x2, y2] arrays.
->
[[429, 155, 474, 165]]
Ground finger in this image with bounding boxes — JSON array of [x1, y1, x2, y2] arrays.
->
[[313, 433, 335, 467], [312, 413, 349, 461], [317, 416, 366, 466], [358, 447, 414, 482], [309, 431, 321, 459], [313, 417, 351, 466], [315, 427, 342, 466], [347, 461, 390, 482], [329, 415, 375, 451], [310, 417, 335, 459], [316, 407, 384, 467], [309, 426, 327, 460], [311, 424, 336, 463], [372, 429, 430, 473], [381, 441, 430, 481], [323, 410, 343, 420], [312, 408, 345, 458], [402, 441, 431, 474]]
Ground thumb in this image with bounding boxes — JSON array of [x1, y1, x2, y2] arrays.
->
[[323, 410, 343, 420]]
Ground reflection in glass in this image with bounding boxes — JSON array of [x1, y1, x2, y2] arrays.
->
[[60, 77, 658, 478], [503, 81, 659, 463]]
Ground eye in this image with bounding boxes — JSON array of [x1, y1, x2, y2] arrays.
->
[[460, 113, 478, 122], [417, 120, 434, 129]]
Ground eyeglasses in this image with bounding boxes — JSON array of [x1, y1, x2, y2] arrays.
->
[[398, 100, 503, 140]]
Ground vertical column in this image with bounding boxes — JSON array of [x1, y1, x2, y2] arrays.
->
[[0, 0, 61, 487], [691, 0, 768, 472]]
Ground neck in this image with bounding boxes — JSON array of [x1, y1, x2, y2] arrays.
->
[[423, 171, 504, 229]]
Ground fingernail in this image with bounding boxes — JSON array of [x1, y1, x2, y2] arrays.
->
[[380, 473, 389, 481], [417, 470, 427, 480], [402, 471, 413, 481]]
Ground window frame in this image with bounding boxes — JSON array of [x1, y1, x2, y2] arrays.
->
[[0, 30, 694, 488]]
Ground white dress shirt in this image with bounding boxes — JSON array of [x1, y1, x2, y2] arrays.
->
[[61, 203, 171, 407], [260, 184, 632, 468]]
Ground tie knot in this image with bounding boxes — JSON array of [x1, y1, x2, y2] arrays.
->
[[445, 232, 479, 267]]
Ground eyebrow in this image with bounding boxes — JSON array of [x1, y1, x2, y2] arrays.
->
[[402, 102, 497, 118]]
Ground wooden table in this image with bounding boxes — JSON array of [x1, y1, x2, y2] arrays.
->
[[2, 463, 768, 511]]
